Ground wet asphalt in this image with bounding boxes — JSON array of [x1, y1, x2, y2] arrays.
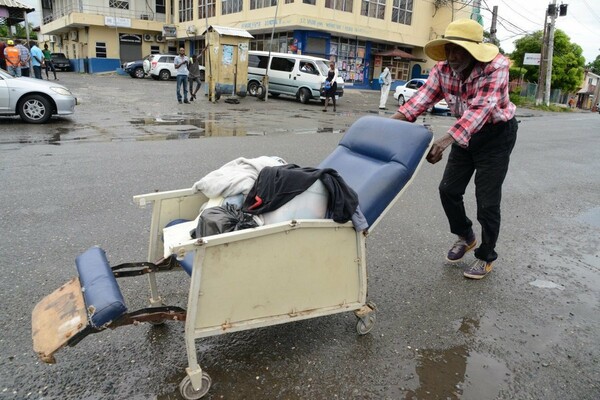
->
[[0, 72, 599, 400]]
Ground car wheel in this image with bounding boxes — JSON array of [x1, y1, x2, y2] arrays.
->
[[159, 70, 171, 80], [133, 67, 145, 79], [18, 94, 53, 124], [298, 88, 311, 104], [247, 81, 260, 96], [398, 95, 405, 106]]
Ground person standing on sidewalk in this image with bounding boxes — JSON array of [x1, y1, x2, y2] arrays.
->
[[29, 41, 44, 79], [0, 40, 6, 71], [42, 44, 58, 80], [391, 18, 518, 280], [4, 40, 21, 77], [16, 40, 30, 77], [188, 54, 202, 101], [322, 61, 338, 112], [378, 65, 392, 109], [174, 47, 190, 104]]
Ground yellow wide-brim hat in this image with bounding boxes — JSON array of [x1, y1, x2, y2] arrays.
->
[[424, 19, 499, 62]]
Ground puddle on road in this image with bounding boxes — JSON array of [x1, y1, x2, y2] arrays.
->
[[405, 317, 511, 399], [575, 207, 600, 229], [529, 279, 565, 290]]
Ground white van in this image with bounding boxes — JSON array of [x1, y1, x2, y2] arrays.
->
[[247, 51, 344, 104]]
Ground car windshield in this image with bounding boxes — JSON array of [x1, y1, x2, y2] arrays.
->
[[315, 60, 329, 76]]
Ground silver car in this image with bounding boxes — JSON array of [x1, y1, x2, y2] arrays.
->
[[0, 69, 77, 123]]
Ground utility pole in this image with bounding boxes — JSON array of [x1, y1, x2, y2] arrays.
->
[[490, 5, 498, 45], [543, 0, 558, 106], [535, 7, 549, 106]]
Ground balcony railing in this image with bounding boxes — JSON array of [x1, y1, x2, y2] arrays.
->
[[43, 4, 167, 24]]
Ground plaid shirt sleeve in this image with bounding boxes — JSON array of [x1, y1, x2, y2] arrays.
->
[[398, 63, 444, 122], [448, 56, 512, 147]]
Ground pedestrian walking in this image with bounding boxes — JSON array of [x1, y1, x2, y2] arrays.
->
[[322, 61, 338, 112], [29, 41, 44, 79], [392, 18, 518, 280], [4, 40, 21, 77], [16, 40, 30, 77], [174, 47, 190, 104], [42, 44, 58, 80], [378, 65, 392, 109], [188, 53, 202, 101]]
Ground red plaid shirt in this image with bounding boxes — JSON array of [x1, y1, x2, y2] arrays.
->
[[398, 53, 516, 147]]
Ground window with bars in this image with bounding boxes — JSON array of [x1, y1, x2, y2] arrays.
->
[[360, 0, 385, 19], [303, 0, 316, 4], [325, 0, 353, 12], [150, 46, 161, 54], [156, 0, 166, 13], [179, 0, 193, 21], [222, 0, 243, 14], [95, 42, 107, 58], [285, 0, 294, 3], [199, 0, 216, 18], [391, 0, 412, 25], [109, 0, 129, 9], [250, 0, 277, 9]]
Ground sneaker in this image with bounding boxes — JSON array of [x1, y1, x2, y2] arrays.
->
[[184, 100, 190, 104], [464, 259, 493, 279], [178, 100, 182, 104], [446, 231, 477, 262]]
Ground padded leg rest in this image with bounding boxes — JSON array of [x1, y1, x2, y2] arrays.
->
[[76, 247, 127, 329]]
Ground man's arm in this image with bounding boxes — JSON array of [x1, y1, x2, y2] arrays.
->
[[393, 64, 444, 122]]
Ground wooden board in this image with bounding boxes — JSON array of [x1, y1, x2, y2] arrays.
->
[[31, 277, 88, 363]]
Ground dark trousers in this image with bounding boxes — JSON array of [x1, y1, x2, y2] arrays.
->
[[439, 117, 518, 262]]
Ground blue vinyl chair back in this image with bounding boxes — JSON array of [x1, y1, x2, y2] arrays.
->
[[319, 116, 432, 229]]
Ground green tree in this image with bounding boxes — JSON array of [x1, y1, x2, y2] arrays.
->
[[587, 55, 600, 75], [510, 29, 585, 93], [0, 22, 38, 40]]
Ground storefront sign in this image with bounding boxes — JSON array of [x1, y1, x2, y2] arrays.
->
[[105, 16, 131, 28], [163, 25, 177, 37], [119, 34, 142, 44]]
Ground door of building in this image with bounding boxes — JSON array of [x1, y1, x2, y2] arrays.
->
[[119, 34, 142, 63]]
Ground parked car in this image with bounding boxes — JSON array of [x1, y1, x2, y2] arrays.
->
[[0, 68, 77, 123], [247, 50, 344, 104], [393, 78, 450, 115], [143, 54, 205, 81], [50, 53, 71, 71], [123, 57, 149, 79]]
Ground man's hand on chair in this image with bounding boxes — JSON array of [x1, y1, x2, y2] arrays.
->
[[427, 134, 454, 164]]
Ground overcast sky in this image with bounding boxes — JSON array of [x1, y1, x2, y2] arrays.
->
[[478, 0, 599, 64], [21, 0, 600, 63]]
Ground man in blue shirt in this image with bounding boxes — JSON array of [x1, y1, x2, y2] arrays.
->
[[174, 47, 190, 104], [29, 41, 44, 79]]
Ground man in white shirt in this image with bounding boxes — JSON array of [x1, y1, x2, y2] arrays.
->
[[174, 47, 190, 104], [378, 65, 392, 109]]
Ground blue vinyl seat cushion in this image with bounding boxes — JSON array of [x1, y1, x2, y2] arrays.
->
[[76, 247, 127, 329]]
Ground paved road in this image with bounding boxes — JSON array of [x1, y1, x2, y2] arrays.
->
[[0, 73, 599, 399]]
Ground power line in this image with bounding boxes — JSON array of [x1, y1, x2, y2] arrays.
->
[[498, 0, 542, 26], [582, 0, 600, 24]]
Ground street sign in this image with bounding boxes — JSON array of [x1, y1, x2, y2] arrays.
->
[[523, 53, 541, 66]]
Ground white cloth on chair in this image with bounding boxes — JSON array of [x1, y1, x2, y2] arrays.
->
[[192, 156, 286, 198]]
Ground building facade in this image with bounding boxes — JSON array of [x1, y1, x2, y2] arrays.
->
[[39, 0, 471, 87]]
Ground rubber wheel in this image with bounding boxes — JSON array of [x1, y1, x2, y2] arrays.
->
[[179, 372, 211, 400], [133, 67, 145, 79], [398, 95, 405, 106], [247, 81, 260, 96], [356, 312, 376, 335], [18, 94, 52, 124], [159, 70, 171, 80], [298, 88, 311, 104]]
